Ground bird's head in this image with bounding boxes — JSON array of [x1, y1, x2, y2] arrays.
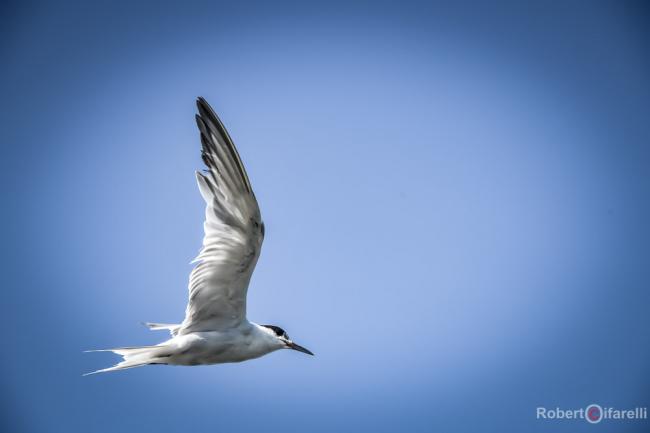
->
[[260, 325, 314, 356]]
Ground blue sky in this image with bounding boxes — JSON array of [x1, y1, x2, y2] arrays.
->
[[2, 1, 649, 432]]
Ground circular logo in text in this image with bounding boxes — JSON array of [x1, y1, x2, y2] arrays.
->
[[585, 404, 603, 424]]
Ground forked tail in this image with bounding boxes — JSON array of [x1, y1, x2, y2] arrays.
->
[[84, 345, 169, 376]]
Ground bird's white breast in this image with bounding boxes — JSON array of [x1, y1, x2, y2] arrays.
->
[[162, 322, 281, 366]]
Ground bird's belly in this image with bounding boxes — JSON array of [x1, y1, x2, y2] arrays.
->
[[164, 331, 271, 366]]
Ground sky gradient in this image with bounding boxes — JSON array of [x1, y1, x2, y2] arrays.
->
[[2, 1, 649, 432]]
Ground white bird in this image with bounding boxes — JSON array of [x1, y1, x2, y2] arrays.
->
[[85, 97, 313, 375]]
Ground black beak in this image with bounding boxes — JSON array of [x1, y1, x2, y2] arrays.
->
[[286, 341, 314, 356]]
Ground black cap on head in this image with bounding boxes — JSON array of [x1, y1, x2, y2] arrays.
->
[[261, 325, 288, 339]]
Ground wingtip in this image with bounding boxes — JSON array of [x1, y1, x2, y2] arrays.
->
[[195, 114, 208, 134], [196, 97, 221, 123], [196, 96, 211, 112]]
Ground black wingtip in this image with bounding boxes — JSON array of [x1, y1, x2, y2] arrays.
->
[[196, 96, 216, 118], [193, 96, 254, 195], [195, 113, 205, 131]]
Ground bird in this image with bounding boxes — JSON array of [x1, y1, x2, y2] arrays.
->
[[85, 97, 313, 375]]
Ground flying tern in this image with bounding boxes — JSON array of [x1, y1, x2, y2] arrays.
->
[[85, 97, 313, 375]]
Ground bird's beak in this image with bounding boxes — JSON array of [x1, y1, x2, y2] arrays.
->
[[286, 341, 314, 356]]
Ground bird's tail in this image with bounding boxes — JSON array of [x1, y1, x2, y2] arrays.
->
[[83, 345, 169, 376]]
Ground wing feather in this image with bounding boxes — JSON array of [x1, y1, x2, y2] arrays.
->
[[177, 97, 264, 334]]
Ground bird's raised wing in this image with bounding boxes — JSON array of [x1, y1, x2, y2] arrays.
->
[[178, 97, 264, 334]]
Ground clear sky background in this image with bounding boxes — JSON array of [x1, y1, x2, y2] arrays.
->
[[2, 1, 649, 432]]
